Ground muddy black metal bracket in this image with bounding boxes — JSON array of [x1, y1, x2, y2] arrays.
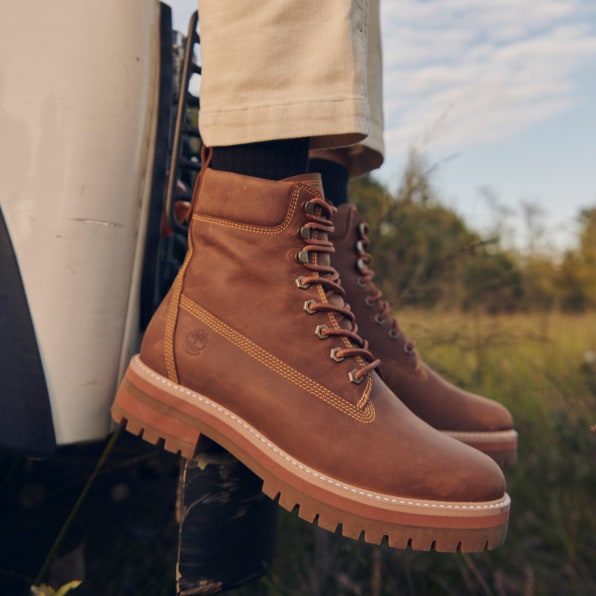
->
[[165, 10, 201, 234], [140, 8, 201, 328]]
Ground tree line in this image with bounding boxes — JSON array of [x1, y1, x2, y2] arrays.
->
[[349, 152, 596, 313]]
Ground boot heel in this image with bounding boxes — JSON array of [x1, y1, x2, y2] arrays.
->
[[111, 366, 200, 459]]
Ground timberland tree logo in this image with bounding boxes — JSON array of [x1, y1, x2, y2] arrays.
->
[[184, 328, 208, 355]]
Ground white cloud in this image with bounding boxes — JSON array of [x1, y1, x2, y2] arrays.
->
[[381, 0, 596, 156]]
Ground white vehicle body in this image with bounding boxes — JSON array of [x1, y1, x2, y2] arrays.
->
[[0, 0, 163, 451]]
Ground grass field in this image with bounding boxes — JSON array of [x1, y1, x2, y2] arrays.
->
[[2, 312, 595, 595], [242, 310, 596, 595]]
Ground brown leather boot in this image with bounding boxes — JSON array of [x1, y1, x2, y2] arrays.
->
[[112, 167, 510, 551], [330, 204, 518, 467]]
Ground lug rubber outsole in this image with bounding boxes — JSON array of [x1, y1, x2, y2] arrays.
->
[[111, 355, 510, 552]]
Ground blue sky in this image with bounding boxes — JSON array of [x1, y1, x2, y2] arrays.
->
[[167, 0, 596, 252]]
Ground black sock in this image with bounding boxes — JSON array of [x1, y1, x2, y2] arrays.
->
[[308, 158, 349, 206], [210, 138, 309, 180]]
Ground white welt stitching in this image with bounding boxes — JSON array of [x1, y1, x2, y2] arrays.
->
[[444, 430, 518, 440], [134, 357, 510, 512]]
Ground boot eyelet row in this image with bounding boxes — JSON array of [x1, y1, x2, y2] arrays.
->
[[348, 369, 365, 384], [315, 324, 329, 339], [330, 347, 345, 362], [303, 299, 317, 314], [295, 276, 310, 289]]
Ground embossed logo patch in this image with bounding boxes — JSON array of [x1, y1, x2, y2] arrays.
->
[[184, 328, 208, 355]]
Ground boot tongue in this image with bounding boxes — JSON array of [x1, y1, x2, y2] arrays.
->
[[327, 204, 359, 330], [330, 203, 358, 241]]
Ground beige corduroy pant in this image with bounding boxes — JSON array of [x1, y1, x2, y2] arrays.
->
[[198, 0, 383, 176]]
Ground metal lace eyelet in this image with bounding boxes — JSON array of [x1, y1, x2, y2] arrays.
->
[[403, 343, 415, 355], [356, 258, 367, 274], [388, 329, 401, 340], [296, 250, 310, 264], [330, 347, 345, 362], [355, 240, 365, 253], [304, 299, 317, 314], [374, 314, 386, 325], [299, 226, 312, 240], [295, 276, 310, 289], [315, 324, 329, 339], [356, 277, 368, 288], [364, 296, 374, 308], [357, 222, 368, 235], [349, 369, 365, 384], [303, 201, 317, 214]]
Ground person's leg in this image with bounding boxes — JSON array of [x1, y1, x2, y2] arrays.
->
[[210, 139, 309, 181], [308, 0, 517, 467], [199, 0, 369, 186], [112, 0, 510, 551], [308, 0, 384, 179], [198, 0, 370, 150]]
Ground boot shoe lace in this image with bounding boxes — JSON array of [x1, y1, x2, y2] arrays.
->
[[354, 221, 416, 355], [296, 198, 381, 388]]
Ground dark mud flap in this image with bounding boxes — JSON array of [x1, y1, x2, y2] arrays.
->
[[0, 206, 56, 458], [176, 438, 277, 594]]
